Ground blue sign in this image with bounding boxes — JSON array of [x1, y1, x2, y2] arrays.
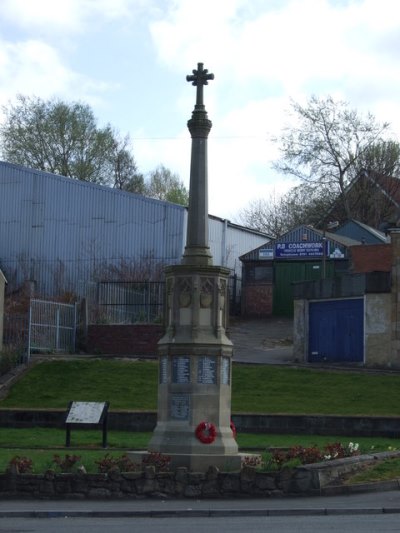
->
[[275, 241, 328, 258]]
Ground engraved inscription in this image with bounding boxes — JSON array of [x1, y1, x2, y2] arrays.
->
[[159, 357, 168, 384], [197, 356, 217, 384], [221, 357, 230, 385], [172, 356, 190, 383], [171, 394, 190, 420]]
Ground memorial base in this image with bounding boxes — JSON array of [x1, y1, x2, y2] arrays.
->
[[128, 451, 256, 472]]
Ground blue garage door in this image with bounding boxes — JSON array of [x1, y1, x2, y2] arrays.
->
[[309, 299, 364, 363]]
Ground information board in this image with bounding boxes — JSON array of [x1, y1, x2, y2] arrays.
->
[[197, 356, 217, 384], [65, 401, 109, 448], [170, 394, 190, 420], [66, 401, 107, 424], [172, 356, 190, 383]]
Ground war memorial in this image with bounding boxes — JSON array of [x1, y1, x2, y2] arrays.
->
[[141, 63, 242, 471]]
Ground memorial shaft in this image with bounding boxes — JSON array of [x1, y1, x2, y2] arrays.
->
[[146, 63, 240, 472]]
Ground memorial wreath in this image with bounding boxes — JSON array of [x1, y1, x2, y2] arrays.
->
[[195, 421, 217, 444], [230, 420, 237, 439]]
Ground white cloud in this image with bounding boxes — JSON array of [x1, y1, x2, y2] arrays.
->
[[0, 0, 145, 33], [0, 39, 116, 116]]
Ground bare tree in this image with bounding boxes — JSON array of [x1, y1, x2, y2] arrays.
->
[[273, 95, 390, 218]]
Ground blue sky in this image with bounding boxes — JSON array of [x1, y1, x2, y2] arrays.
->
[[1, 0, 400, 220]]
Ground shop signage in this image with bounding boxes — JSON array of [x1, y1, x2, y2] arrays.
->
[[275, 241, 328, 258]]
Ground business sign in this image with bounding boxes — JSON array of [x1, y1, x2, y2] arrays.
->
[[259, 248, 274, 259], [275, 241, 328, 258]]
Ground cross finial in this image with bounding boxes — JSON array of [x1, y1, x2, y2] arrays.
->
[[186, 62, 214, 107]]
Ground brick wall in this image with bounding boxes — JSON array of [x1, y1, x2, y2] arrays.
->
[[241, 284, 273, 317], [86, 325, 164, 356], [350, 243, 392, 273]]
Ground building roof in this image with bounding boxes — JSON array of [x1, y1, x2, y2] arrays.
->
[[333, 219, 388, 244]]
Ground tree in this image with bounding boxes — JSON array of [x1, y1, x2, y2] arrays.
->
[[273, 96, 391, 218], [0, 94, 141, 189], [237, 193, 288, 238], [110, 133, 145, 194], [237, 184, 337, 238], [145, 165, 189, 206]]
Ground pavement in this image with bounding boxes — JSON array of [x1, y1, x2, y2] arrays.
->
[[229, 316, 293, 364]]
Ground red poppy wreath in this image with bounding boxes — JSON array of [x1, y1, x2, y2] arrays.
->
[[195, 421, 217, 444]]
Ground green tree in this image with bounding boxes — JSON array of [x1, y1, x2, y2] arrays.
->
[[0, 94, 140, 189], [145, 165, 188, 205], [273, 95, 391, 218]]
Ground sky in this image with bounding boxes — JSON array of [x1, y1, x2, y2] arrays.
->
[[1, 0, 400, 221]]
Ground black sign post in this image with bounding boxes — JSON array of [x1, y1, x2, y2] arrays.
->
[[65, 401, 109, 448]]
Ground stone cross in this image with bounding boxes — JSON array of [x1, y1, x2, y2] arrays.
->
[[186, 63, 214, 107]]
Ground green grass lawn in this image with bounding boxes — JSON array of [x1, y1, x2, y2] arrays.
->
[[0, 427, 398, 474], [2, 360, 400, 415], [1, 359, 400, 478]]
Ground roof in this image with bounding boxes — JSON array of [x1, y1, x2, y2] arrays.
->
[[334, 219, 388, 244]]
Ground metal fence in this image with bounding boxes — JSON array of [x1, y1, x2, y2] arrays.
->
[[28, 299, 77, 359], [92, 281, 165, 324]]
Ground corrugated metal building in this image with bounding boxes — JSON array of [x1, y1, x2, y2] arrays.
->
[[0, 161, 269, 297]]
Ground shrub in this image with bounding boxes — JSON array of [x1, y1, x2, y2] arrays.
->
[[8, 455, 33, 473], [142, 452, 171, 471], [0, 345, 24, 376], [52, 454, 81, 473], [95, 453, 138, 473], [271, 441, 360, 468]]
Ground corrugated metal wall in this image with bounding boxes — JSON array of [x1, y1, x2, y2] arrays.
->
[[0, 163, 186, 294], [0, 162, 268, 296], [209, 218, 270, 275]]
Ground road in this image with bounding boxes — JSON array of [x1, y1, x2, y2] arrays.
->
[[1, 490, 400, 532], [0, 513, 399, 532]]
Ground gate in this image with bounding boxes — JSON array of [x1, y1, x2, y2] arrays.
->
[[273, 261, 334, 316], [308, 298, 364, 363], [28, 299, 77, 359]]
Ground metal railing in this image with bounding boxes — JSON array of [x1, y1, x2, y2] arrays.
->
[[92, 281, 165, 324], [28, 299, 77, 360]]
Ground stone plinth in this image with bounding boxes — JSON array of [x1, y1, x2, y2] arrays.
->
[[147, 264, 240, 469]]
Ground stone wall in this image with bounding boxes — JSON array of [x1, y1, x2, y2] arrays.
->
[[86, 325, 164, 356], [0, 465, 314, 499], [241, 283, 273, 317], [3, 450, 396, 499], [365, 293, 392, 367]]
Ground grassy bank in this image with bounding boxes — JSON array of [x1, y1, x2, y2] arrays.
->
[[2, 360, 400, 415]]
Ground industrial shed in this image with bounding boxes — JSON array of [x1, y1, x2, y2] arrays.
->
[[240, 225, 360, 317], [0, 161, 268, 299]]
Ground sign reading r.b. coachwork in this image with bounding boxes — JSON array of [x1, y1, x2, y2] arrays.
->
[[275, 241, 329, 258]]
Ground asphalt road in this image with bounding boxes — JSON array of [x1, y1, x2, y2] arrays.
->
[[0, 513, 399, 532], [2, 491, 400, 532]]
